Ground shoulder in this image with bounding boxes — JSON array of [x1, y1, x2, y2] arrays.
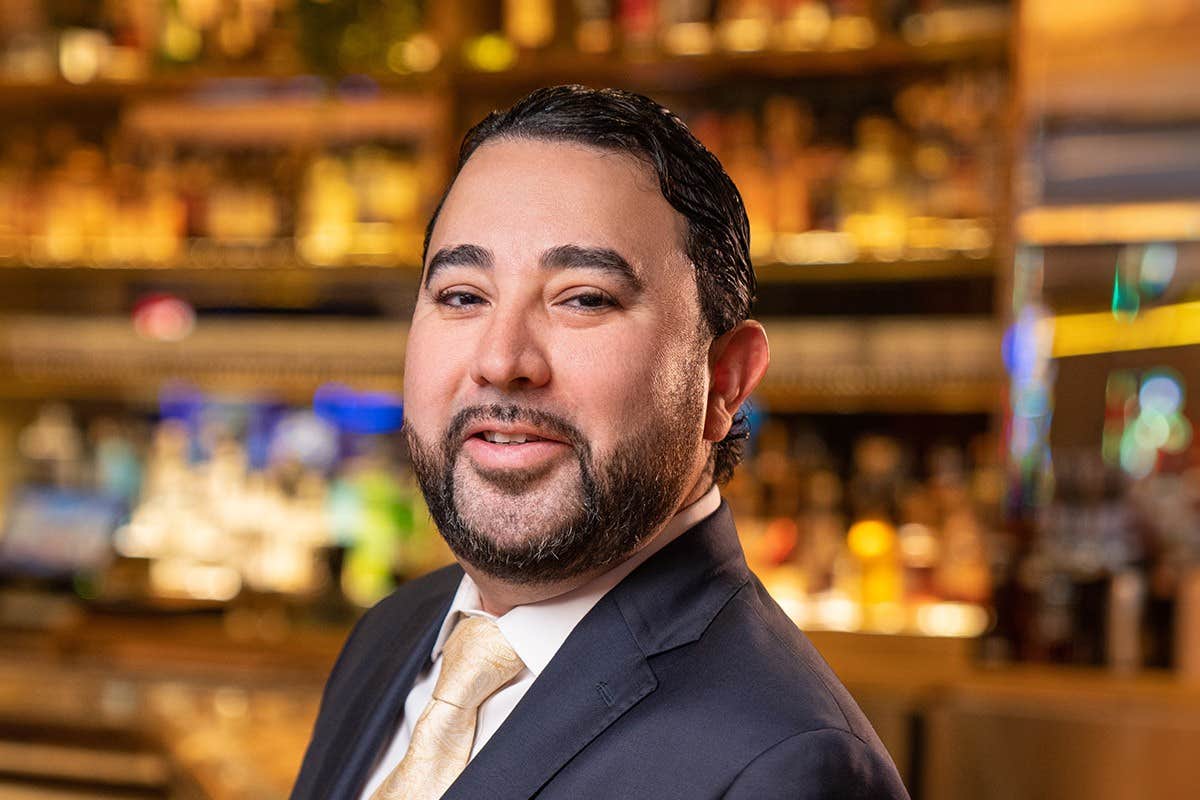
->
[[722, 727, 911, 799], [667, 574, 871, 740], [649, 574, 908, 796]]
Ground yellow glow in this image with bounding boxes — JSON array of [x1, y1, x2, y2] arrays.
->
[[1049, 300, 1200, 357], [773, 230, 859, 265], [718, 18, 770, 52], [1019, 201, 1200, 245], [464, 33, 517, 72], [865, 602, 907, 634], [663, 22, 715, 56], [402, 34, 441, 72], [827, 16, 878, 50], [59, 29, 107, 84], [150, 560, 241, 602], [765, 571, 810, 627], [915, 602, 990, 638], [813, 593, 863, 632], [352, 221, 398, 256], [847, 520, 896, 560], [774, 3, 832, 50], [898, 523, 939, 567], [504, 0, 554, 49], [162, 14, 202, 63]]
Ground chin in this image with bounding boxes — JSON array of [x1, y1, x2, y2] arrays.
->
[[452, 461, 582, 547]]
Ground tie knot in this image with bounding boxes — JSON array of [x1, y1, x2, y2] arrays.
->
[[433, 615, 524, 710]]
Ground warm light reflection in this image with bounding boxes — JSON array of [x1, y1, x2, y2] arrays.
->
[[663, 22, 715, 56], [1019, 202, 1200, 245], [847, 520, 896, 560], [1049, 300, 1200, 357], [916, 602, 990, 638], [767, 580, 989, 638], [463, 33, 517, 72], [865, 601, 908, 634], [812, 593, 864, 632], [149, 560, 242, 602]]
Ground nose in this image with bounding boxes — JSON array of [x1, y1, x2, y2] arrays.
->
[[468, 304, 551, 391]]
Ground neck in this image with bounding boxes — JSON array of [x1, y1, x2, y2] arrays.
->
[[466, 474, 714, 616]]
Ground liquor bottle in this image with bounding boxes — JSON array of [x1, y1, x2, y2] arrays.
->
[[723, 110, 774, 261], [17, 403, 85, 488], [505, 0, 555, 49], [298, 153, 356, 266], [774, 0, 831, 51], [838, 116, 911, 259], [617, 0, 657, 55], [158, 0, 204, 65], [660, 0, 715, 56], [348, 145, 421, 261], [763, 96, 814, 241], [827, 0, 876, 49], [716, 0, 772, 53], [799, 468, 845, 596], [847, 517, 901, 607], [574, 0, 615, 53]]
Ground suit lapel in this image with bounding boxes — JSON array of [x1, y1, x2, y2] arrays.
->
[[320, 577, 460, 799], [442, 592, 657, 800], [443, 501, 749, 800]]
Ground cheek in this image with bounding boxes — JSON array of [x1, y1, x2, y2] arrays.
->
[[403, 323, 464, 430], [553, 326, 703, 422]]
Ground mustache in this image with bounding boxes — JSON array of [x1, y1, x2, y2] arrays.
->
[[442, 403, 589, 454]]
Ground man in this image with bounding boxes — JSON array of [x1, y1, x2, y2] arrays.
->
[[292, 85, 909, 800]]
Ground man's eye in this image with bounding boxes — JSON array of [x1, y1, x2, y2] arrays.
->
[[564, 292, 616, 311], [435, 290, 484, 308]]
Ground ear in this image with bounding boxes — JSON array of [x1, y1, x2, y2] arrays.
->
[[704, 320, 770, 442]]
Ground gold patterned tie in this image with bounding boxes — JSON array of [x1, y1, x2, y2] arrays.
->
[[370, 615, 525, 800]]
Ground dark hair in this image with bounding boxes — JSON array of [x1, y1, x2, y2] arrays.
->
[[423, 85, 756, 485]]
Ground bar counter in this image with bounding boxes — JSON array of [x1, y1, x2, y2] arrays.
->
[[3, 616, 1200, 799], [0, 607, 335, 799]]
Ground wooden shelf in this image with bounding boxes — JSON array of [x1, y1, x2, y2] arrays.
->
[[755, 255, 996, 284], [0, 314, 1001, 413], [1019, 201, 1200, 246], [1, 255, 992, 285], [0, 32, 1007, 107], [0, 71, 441, 105], [124, 93, 448, 146], [0, 262, 422, 315], [451, 34, 1008, 95], [759, 316, 1002, 413], [0, 256, 994, 317], [0, 315, 407, 404]]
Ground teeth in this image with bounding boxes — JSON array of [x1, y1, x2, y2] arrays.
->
[[482, 431, 542, 444]]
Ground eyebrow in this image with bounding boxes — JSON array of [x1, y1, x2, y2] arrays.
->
[[423, 243, 644, 292], [424, 244, 493, 288], [539, 244, 643, 292]]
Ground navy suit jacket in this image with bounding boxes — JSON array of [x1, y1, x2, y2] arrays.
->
[[292, 501, 911, 799]]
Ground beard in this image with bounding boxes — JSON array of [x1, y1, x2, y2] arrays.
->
[[405, 382, 705, 586]]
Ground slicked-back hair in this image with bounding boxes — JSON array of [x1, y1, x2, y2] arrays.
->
[[422, 85, 756, 485]]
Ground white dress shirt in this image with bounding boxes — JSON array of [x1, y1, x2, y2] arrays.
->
[[358, 484, 721, 800]]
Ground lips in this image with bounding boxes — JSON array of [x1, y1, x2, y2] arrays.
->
[[462, 422, 568, 445], [460, 421, 572, 472]]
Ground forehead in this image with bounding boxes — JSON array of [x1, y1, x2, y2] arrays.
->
[[428, 137, 689, 274]]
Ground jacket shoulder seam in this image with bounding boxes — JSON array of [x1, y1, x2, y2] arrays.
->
[[736, 586, 859, 733], [729, 726, 871, 789]]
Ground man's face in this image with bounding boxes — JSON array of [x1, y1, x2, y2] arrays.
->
[[403, 138, 712, 584]]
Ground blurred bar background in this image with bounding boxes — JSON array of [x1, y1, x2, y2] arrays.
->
[[0, 1, 1197, 798]]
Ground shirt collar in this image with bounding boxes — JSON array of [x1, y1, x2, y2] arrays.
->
[[427, 484, 722, 676]]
